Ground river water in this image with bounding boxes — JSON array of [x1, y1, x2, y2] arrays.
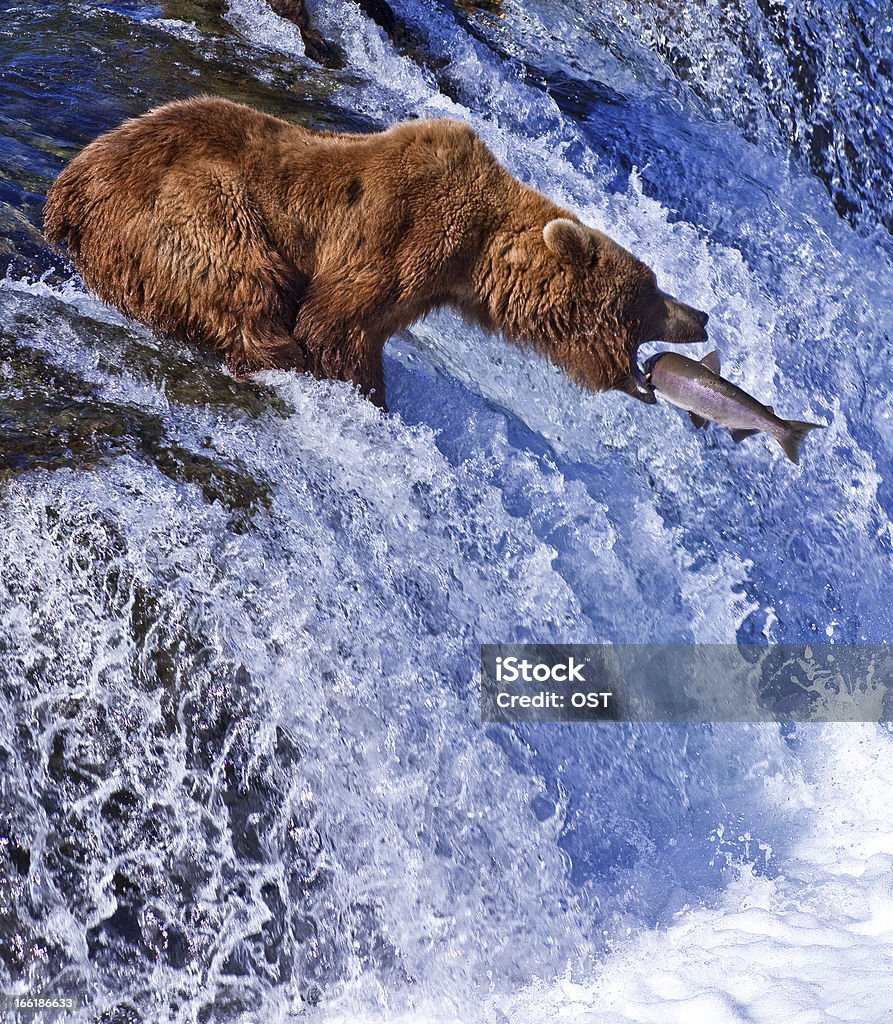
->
[[1, 1, 892, 1020]]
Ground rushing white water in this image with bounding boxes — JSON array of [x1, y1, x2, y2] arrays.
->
[[316, 727, 893, 1023], [1, 0, 892, 1020]]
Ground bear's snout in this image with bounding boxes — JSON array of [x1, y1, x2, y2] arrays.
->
[[657, 295, 709, 345]]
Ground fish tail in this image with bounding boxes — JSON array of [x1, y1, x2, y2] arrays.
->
[[775, 419, 825, 464]]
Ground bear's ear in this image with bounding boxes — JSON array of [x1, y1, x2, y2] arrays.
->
[[543, 218, 591, 263]]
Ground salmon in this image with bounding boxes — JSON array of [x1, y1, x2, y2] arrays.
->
[[641, 350, 824, 464]]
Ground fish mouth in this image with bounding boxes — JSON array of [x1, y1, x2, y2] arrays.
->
[[633, 364, 652, 389], [634, 353, 665, 387]]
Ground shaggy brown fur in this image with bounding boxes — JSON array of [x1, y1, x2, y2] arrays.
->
[[44, 98, 708, 409]]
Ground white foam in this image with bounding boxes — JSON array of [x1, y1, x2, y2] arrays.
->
[[312, 725, 893, 1023]]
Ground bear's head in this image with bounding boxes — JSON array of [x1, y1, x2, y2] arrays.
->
[[538, 218, 709, 393]]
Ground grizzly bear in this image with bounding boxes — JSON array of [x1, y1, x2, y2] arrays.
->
[[44, 98, 708, 409]]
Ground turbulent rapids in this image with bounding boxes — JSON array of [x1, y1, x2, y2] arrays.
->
[[1, 1, 892, 1021]]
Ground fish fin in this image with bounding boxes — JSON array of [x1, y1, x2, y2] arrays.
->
[[689, 412, 709, 429], [700, 350, 721, 374], [776, 420, 825, 464], [729, 428, 760, 443]]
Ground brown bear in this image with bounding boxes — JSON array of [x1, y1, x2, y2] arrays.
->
[[44, 98, 708, 409]]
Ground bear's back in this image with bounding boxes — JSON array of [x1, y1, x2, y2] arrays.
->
[[45, 98, 298, 247]]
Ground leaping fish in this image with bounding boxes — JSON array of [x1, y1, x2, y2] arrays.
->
[[640, 350, 825, 464]]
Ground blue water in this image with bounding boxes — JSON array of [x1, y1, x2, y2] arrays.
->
[[0, 0, 892, 1020]]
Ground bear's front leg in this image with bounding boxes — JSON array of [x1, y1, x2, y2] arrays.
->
[[294, 273, 391, 409], [355, 348, 388, 410], [295, 319, 388, 410], [337, 340, 387, 410]]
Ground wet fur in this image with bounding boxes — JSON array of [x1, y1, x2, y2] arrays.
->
[[45, 98, 707, 408]]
